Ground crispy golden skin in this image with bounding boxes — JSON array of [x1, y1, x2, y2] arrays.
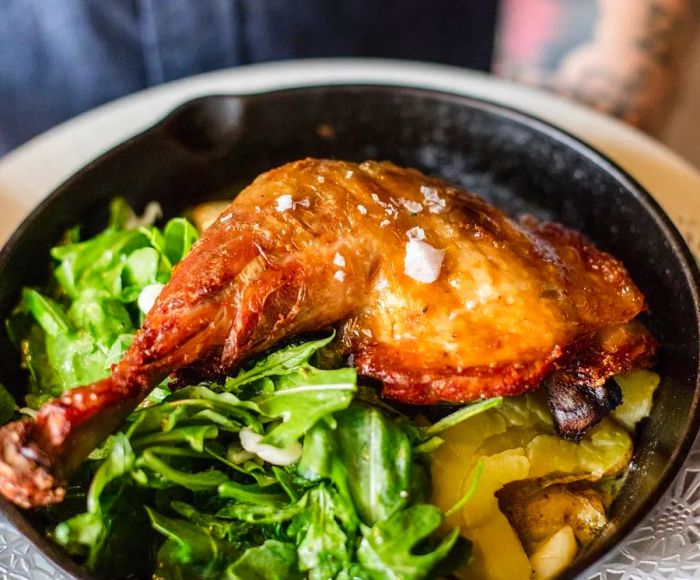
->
[[0, 159, 654, 507]]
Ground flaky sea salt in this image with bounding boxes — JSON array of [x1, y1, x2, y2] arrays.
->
[[400, 198, 423, 214], [297, 197, 311, 208], [420, 185, 447, 213], [317, 175, 325, 183], [345, 170, 354, 179], [333, 252, 346, 267], [334, 270, 346, 282], [219, 212, 233, 223], [404, 239, 445, 283], [406, 226, 425, 241], [275, 194, 294, 212], [356, 204, 367, 215], [379, 219, 390, 228]]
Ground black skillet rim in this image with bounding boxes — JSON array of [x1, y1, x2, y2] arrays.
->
[[0, 84, 698, 579]]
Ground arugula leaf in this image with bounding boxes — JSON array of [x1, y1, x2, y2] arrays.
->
[[218, 480, 288, 505], [226, 540, 301, 579], [21, 289, 72, 336], [87, 433, 135, 515], [357, 505, 460, 580], [138, 449, 229, 491], [54, 434, 134, 566], [424, 397, 504, 435], [147, 507, 219, 564], [292, 486, 350, 580], [216, 498, 307, 525], [171, 502, 249, 543], [224, 333, 336, 390], [255, 367, 356, 448]]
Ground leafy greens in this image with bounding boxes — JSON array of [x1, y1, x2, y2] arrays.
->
[[4, 199, 502, 579]]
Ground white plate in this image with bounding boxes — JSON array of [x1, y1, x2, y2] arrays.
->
[[0, 59, 698, 579]]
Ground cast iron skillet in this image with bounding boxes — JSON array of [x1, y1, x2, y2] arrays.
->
[[0, 85, 698, 579]]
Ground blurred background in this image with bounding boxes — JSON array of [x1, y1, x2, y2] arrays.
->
[[0, 0, 698, 166]]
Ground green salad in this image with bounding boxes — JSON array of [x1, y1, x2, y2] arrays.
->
[[1, 199, 660, 580], [3, 200, 496, 579]]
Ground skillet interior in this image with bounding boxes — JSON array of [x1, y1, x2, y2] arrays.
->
[[0, 85, 698, 579]]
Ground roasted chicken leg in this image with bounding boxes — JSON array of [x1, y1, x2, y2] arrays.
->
[[0, 159, 655, 507]]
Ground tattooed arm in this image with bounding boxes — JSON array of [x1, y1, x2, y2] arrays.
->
[[494, 0, 699, 132]]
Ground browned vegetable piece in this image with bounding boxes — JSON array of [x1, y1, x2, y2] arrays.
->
[[497, 474, 607, 554]]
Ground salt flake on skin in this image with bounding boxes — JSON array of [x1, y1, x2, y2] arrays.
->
[[345, 170, 354, 179], [400, 198, 423, 214], [371, 193, 387, 207], [317, 175, 325, 184], [333, 252, 346, 267], [406, 226, 425, 241], [379, 219, 390, 228], [275, 195, 294, 212], [219, 212, 233, 223], [334, 270, 346, 282], [297, 197, 311, 208], [356, 204, 367, 215], [420, 185, 447, 213], [404, 239, 445, 284]]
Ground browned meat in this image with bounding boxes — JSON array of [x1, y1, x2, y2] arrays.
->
[[546, 321, 657, 440], [0, 159, 655, 508]]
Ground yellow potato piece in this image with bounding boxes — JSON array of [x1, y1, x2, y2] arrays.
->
[[430, 411, 507, 527], [430, 387, 638, 579], [459, 516, 533, 580], [613, 370, 660, 432], [526, 418, 632, 478], [456, 449, 532, 579], [530, 526, 578, 580]]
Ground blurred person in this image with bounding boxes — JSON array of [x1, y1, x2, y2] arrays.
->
[[0, 0, 697, 156]]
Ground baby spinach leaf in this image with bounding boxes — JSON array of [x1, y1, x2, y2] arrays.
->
[[297, 420, 335, 481], [163, 218, 199, 266], [226, 540, 301, 580], [332, 403, 412, 526], [123, 246, 160, 289], [357, 504, 460, 580]]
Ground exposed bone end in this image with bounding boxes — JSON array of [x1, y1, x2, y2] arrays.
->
[[0, 420, 65, 508]]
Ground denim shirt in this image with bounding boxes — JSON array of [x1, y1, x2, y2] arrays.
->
[[0, 0, 497, 155]]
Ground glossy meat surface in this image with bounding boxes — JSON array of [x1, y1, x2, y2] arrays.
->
[[0, 159, 653, 507]]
